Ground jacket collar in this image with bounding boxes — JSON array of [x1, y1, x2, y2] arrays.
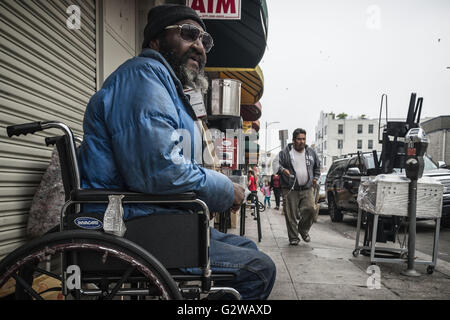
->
[[139, 48, 197, 120], [139, 48, 179, 83], [285, 143, 310, 153]]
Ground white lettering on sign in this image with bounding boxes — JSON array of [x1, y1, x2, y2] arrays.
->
[[186, 0, 241, 20]]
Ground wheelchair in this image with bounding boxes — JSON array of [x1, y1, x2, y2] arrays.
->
[[0, 121, 240, 300]]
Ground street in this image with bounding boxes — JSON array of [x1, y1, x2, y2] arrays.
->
[[319, 210, 450, 264]]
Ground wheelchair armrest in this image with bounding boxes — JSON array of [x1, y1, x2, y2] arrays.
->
[[71, 189, 197, 202]]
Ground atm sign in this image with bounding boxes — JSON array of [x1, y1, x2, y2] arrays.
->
[[186, 0, 241, 20]]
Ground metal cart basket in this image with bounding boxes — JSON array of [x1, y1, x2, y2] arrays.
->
[[353, 175, 443, 274]]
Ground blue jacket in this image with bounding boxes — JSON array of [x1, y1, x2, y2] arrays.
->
[[78, 49, 234, 220]]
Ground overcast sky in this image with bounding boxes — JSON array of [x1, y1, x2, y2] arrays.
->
[[259, 0, 450, 152]]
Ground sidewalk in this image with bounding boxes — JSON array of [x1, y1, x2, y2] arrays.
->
[[227, 197, 450, 300]]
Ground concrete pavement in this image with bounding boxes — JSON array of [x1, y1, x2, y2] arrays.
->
[[227, 197, 450, 300]]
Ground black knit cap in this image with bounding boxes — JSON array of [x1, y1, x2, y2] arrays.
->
[[142, 4, 206, 49]]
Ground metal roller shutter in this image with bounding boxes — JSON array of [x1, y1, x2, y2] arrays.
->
[[0, 0, 97, 260]]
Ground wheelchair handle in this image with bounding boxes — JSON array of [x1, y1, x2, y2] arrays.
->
[[8, 120, 81, 189], [7, 121, 43, 137]]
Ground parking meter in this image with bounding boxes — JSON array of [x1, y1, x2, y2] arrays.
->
[[404, 128, 428, 180], [402, 127, 428, 277]]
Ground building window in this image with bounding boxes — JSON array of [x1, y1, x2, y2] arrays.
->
[[368, 139, 373, 149], [338, 124, 343, 134], [323, 157, 326, 166], [324, 125, 327, 136], [338, 140, 343, 149], [357, 140, 362, 149], [324, 141, 327, 150], [368, 124, 374, 134], [358, 124, 363, 134]]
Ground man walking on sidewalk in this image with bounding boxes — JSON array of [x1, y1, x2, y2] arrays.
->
[[275, 128, 321, 245]]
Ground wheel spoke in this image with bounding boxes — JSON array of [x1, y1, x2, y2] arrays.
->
[[105, 266, 135, 300], [33, 267, 62, 281]]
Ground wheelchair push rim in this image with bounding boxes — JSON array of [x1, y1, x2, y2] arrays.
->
[[0, 230, 182, 300]]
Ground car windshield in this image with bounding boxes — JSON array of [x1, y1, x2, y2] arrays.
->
[[423, 155, 438, 171], [362, 152, 439, 172], [390, 155, 438, 173], [319, 174, 326, 184], [364, 153, 379, 169]]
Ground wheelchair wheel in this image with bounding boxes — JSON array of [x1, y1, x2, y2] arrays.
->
[[0, 230, 182, 300]]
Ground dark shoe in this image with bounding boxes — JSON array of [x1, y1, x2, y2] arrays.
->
[[300, 233, 311, 243], [203, 290, 238, 300], [289, 239, 300, 246]]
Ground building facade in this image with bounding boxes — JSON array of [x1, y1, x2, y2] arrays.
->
[[421, 115, 450, 166], [315, 111, 383, 171]]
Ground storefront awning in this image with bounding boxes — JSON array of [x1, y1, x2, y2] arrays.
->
[[203, 0, 268, 69], [241, 101, 262, 122], [206, 66, 264, 105]]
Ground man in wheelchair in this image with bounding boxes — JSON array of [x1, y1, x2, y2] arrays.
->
[[75, 4, 276, 300]]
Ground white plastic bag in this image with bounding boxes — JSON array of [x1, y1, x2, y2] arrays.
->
[[103, 195, 127, 236]]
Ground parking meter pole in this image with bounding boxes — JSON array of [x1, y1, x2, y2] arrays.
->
[[402, 127, 428, 277], [402, 179, 421, 277]]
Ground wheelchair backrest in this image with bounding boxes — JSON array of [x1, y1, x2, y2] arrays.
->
[[49, 135, 79, 201]]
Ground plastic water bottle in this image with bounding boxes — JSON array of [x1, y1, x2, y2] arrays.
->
[[103, 195, 127, 236]]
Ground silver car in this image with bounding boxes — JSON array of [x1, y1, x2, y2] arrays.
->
[[318, 172, 328, 211]]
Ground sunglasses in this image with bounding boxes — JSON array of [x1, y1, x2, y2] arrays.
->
[[165, 24, 214, 53]]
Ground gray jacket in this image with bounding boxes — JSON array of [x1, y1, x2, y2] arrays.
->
[[273, 144, 321, 189]]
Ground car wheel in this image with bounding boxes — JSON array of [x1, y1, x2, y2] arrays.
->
[[329, 195, 343, 222]]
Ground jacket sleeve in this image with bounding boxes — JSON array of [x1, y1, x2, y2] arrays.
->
[[313, 150, 321, 180], [105, 62, 234, 212]]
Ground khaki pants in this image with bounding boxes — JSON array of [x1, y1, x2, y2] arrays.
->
[[281, 187, 315, 242]]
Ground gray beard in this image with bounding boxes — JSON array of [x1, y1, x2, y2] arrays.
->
[[182, 65, 209, 94], [158, 40, 209, 94]]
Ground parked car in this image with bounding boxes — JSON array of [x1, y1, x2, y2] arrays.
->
[[325, 153, 450, 227], [317, 172, 328, 211]]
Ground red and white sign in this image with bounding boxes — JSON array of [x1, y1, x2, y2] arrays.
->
[[215, 137, 238, 169], [186, 0, 241, 20]]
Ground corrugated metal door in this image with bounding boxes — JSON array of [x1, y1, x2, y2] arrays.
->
[[0, 0, 97, 260]]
